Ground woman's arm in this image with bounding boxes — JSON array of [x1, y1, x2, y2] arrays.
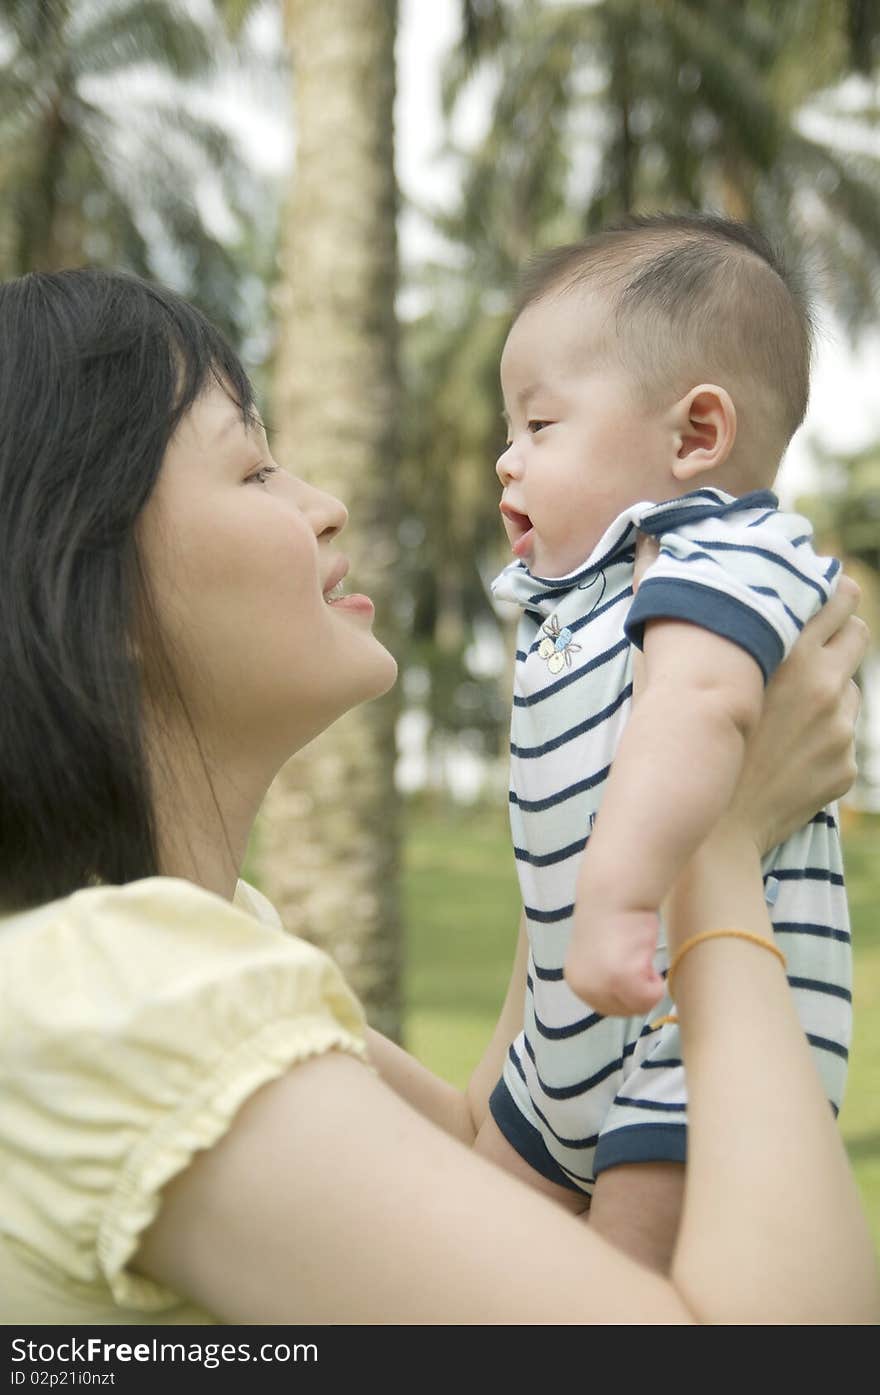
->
[[134, 834, 878, 1322], [364, 909, 528, 1144], [363, 1026, 474, 1143], [134, 1041, 691, 1323], [666, 820, 878, 1323]]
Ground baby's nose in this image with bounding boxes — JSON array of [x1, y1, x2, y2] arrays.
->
[[496, 445, 516, 485]]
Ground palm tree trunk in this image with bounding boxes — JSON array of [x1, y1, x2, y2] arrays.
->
[[608, 14, 635, 214], [15, 4, 72, 272], [261, 0, 403, 1040]]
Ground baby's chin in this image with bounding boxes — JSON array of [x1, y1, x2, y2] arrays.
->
[[529, 544, 596, 580]]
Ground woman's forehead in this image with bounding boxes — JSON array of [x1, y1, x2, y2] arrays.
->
[[173, 384, 261, 453]]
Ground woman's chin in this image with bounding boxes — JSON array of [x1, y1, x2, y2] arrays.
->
[[319, 645, 400, 727], [364, 644, 399, 698]]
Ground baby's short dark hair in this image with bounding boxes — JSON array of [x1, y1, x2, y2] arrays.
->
[[515, 213, 814, 468]]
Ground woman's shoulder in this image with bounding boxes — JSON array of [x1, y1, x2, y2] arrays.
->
[[0, 874, 368, 1319], [3, 872, 305, 962], [0, 873, 367, 1063]]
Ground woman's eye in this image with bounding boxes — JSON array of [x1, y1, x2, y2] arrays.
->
[[528, 420, 552, 434], [247, 463, 279, 485]]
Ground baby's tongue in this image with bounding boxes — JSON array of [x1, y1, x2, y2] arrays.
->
[[513, 522, 534, 559]]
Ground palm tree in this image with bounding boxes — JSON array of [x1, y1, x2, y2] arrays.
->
[[445, 0, 880, 278], [0, 0, 266, 345], [257, 0, 403, 1040]]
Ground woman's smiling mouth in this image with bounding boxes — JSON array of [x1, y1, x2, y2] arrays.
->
[[322, 555, 375, 617], [322, 556, 349, 602]]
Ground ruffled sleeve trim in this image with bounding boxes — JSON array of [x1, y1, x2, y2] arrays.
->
[[97, 1016, 369, 1312]]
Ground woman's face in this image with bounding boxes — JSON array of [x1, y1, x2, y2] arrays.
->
[[138, 383, 397, 764]]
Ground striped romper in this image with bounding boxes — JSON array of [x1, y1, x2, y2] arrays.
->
[[489, 487, 851, 1195]]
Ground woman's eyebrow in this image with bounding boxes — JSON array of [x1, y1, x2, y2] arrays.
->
[[213, 411, 247, 444], [214, 409, 266, 444]]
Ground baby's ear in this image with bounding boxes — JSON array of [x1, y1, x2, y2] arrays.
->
[[671, 384, 737, 482]]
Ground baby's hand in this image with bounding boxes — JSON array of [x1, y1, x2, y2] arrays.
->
[[564, 905, 665, 1017]]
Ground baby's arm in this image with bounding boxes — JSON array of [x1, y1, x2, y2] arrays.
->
[[566, 619, 764, 1015]]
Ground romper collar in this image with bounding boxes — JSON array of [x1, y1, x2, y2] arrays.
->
[[491, 487, 777, 614]]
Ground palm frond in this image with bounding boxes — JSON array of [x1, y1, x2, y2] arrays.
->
[[659, 0, 789, 170], [72, 0, 214, 80], [212, 0, 267, 41]]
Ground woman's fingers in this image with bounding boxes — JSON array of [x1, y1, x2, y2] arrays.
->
[[822, 613, 871, 675], [799, 574, 861, 649], [727, 571, 870, 850]]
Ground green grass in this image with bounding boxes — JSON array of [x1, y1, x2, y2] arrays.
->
[[402, 798, 880, 1256], [838, 815, 880, 1252]]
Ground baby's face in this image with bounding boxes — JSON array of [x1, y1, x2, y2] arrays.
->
[[497, 291, 675, 578]]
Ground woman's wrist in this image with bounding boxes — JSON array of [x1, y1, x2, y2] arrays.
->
[[663, 819, 769, 958]]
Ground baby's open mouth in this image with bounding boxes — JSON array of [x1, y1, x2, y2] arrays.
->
[[500, 502, 535, 559]]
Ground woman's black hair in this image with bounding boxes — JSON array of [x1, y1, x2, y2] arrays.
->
[[0, 268, 255, 910]]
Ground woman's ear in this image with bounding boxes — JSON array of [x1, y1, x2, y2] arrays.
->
[[670, 384, 737, 482]]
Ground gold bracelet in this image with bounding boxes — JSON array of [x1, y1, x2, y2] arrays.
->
[[649, 929, 787, 1032], [668, 928, 786, 996]]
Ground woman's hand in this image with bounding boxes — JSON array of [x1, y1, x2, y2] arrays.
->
[[729, 575, 868, 852]]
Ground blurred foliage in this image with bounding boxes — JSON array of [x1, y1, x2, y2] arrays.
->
[[800, 442, 880, 574], [798, 442, 880, 803], [399, 0, 880, 753], [0, 0, 271, 348]]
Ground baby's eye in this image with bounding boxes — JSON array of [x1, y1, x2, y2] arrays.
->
[[528, 420, 552, 434], [246, 463, 279, 485]]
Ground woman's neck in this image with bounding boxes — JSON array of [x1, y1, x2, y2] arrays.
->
[[148, 734, 270, 902]]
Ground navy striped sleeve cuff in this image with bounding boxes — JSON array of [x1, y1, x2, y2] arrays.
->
[[593, 1122, 687, 1175], [625, 577, 785, 682]]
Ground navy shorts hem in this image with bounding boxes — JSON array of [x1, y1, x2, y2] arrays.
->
[[489, 1077, 585, 1195], [593, 1122, 687, 1177]]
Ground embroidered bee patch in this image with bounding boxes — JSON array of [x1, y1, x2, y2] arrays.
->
[[538, 614, 581, 674]]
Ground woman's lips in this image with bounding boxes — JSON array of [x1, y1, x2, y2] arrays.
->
[[321, 555, 375, 615], [322, 555, 350, 596], [327, 592, 375, 617]]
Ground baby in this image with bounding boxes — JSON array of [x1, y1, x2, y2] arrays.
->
[[480, 214, 852, 1263]]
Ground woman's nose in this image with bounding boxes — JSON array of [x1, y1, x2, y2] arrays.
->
[[299, 480, 349, 540]]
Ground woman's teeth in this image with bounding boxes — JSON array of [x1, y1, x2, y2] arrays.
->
[[324, 581, 345, 604]]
